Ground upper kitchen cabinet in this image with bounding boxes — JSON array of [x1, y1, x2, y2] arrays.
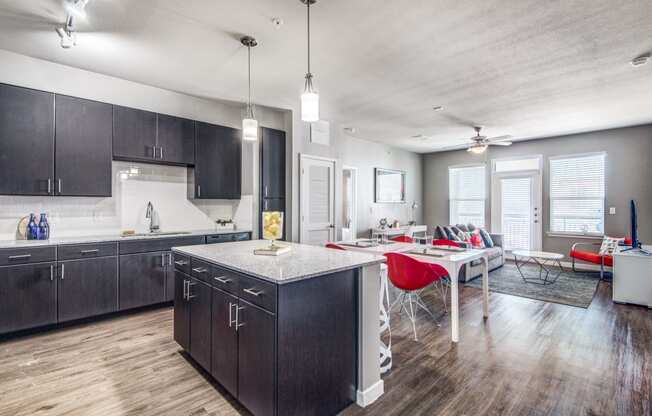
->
[[190, 122, 241, 200], [112, 105, 157, 162], [156, 114, 195, 165], [55, 95, 113, 197], [0, 83, 55, 196], [261, 127, 286, 199]]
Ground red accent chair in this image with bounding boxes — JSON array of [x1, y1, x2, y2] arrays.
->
[[391, 235, 414, 243], [384, 253, 448, 340], [325, 243, 346, 251], [570, 238, 631, 279], [432, 239, 462, 248]]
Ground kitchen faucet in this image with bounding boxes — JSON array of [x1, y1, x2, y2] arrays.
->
[[145, 201, 160, 233]]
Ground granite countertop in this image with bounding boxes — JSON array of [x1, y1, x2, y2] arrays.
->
[[0, 228, 252, 249], [172, 240, 386, 284]]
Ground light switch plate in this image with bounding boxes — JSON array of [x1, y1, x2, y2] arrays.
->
[[609, 207, 616, 215]]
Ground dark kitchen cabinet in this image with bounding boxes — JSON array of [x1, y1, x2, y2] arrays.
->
[[0, 262, 57, 334], [113, 105, 157, 162], [164, 252, 175, 302], [157, 114, 195, 165], [261, 127, 286, 199], [0, 83, 54, 196], [237, 300, 276, 416], [211, 287, 239, 397], [58, 256, 118, 322], [55, 95, 113, 197], [119, 251, 166, 310], [190, 122, 241, 199], [174, 271, 190, 351], [188, 278, 212, 371]]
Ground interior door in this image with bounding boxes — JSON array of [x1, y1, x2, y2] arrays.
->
[[300, 155, 336, 245], [493, 172, 542, 251]]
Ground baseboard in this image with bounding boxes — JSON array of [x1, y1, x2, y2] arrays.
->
[[356, 379, 384, 407]]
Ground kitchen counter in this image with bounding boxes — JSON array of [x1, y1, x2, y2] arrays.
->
[[172, 239, 385, 284], [0, 228, 252, 249]]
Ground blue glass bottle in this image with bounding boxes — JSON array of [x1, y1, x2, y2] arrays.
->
[[38, 213, 49, 240], [27, 214, 39, 240]]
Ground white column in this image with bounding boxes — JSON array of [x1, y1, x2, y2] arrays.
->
[[446, 264, 460, 343]]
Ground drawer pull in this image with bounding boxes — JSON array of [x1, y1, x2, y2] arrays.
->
[[214, 276, 232, 284], [174, 260, 189, 266], [243, 288, 263, 297], [8, 254, 31, 260], [192, 267, 208, 274], [80, 249, 100, 255]]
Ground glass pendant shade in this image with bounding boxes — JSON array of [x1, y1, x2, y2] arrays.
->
[[242, 115, 258, 141], [301, 90, 319, 122], [467, 143, 488, 154]]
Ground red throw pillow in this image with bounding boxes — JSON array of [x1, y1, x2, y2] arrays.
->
[[470, 232, 485, 248]]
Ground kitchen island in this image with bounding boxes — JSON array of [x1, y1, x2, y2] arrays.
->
[[172, 240, 386, 416]]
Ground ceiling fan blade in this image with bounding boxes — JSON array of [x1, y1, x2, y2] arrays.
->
[[487, 135, 512, 142], [490, 141, 513, 146]]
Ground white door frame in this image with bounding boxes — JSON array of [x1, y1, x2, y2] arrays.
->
[[299, 154, 337, 244], [341, 165, 358, 241], [491, 156, 543, 251]]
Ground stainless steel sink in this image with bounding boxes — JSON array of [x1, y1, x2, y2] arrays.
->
[[122, 231, 192, 238]]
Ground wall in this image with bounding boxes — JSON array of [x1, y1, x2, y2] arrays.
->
[[289, 118, 423, 241], [0, 50, 288, 240], [422, 124, 652, 257]]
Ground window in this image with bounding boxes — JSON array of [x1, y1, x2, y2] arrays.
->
[[494, 156, 541, 173], [449, 165, 486, 227], [549, 153, 605, 235]]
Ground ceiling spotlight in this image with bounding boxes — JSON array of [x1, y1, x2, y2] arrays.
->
[[432, 106, 444, 112], [56, 16, 77, 49], [64, 0, 90, 19], [630, 54, 650, 67]]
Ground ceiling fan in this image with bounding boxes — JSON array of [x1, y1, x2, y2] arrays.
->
[[466, 126, 512, 154]]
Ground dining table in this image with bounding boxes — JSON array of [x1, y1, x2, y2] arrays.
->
[[336, 239, 490, 343]]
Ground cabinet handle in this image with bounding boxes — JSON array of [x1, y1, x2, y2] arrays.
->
[[187, 282, 197, 299], [197, 185, 201, 198], [192, 267, 207, 274], [174, 260, 189, 266], [214, 276, 231, 284], [243, 287, 263, 297], [235, 306, 245, 331], [47, 178, 52, 194], [264, 200, 268, 211], [50, 265, 54, 281], [80, 249, 99, 255], [228, 302, 234, 328], [168, 254, 173, 266], [61, 263, 65, 280], [183, 279, 189, 300], [265, 186, 268, 197], [8, 254, 31, 260], [159, 147, 164, 159], [58, 178, 62, 194]]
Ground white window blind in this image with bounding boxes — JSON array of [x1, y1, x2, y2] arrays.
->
[[449, 165, 485, 227], [549, 153, 605, 234]]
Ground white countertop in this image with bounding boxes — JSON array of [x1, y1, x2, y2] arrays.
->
[[0, 228, 252, 249], [173, 240, 385, 284]]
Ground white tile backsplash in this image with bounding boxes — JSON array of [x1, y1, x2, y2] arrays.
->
[[0, 161, 252, 240]]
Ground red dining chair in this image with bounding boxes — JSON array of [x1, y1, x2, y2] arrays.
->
[[384, 253, 448, 341], [391, 235, 414, 243], [325, 243, 346, 250]]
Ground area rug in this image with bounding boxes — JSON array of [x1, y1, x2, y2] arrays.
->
[[464, 262, 600, 308]]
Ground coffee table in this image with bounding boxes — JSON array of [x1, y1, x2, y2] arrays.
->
[[512, 250, 564, 285]]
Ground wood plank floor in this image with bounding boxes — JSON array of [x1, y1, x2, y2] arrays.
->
[[0, 282, 649, 416]]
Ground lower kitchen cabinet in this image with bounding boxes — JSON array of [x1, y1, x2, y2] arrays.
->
[[174, 272, 212, 371], [173, 272, 190, 351], [237, 299, 276, 416], [164, 252, 175, 302], [58, 257, 118, 322], [0, 262, 57, 334], [211, 287, 239, 397], [119, 252, 166, 310]]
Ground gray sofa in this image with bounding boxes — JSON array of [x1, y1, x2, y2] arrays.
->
[[433, 225, 505, 282]]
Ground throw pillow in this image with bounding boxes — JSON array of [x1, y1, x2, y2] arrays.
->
[[478, 228, 494, 248], [434, 225, 448, 240], [467, 223, 476, 232], [445, 226, 461, 241], [599, 236, 623, 255], [456, 224, 469, 232], [470, 232, 485, 248]]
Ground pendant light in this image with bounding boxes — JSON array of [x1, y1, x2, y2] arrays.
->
[[300, 0, 319, 122], [241, 36, 258, 141]]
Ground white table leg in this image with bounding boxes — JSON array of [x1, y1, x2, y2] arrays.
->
[[447, 265, 460, 343], [482, 256, 489, 318]]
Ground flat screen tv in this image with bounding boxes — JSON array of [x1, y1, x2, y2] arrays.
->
[[630, 199, 639, 248]]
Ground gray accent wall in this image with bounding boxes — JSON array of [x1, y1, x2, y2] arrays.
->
[[423, 124, 652, 258]]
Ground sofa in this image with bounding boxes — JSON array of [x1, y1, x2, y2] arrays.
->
[[433, 224, 504, 283]]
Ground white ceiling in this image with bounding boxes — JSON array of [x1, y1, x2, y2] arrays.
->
[[0, 0, 651, 153]]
